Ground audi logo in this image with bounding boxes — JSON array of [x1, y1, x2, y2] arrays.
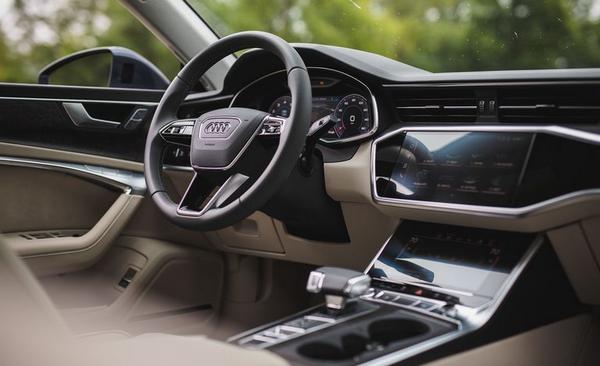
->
[[204, 121, 231, 134]]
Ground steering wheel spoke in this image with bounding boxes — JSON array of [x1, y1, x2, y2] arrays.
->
[[177, 173, 250, 217], [160, 119, 195, 145]]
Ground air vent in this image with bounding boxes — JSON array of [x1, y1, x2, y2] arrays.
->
[[388, 83, 600, 125], [498, 84, 600, 124], [392, 87, 478, 123]]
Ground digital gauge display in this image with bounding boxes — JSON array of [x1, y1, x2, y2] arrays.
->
[[268, 93, 372, 141]]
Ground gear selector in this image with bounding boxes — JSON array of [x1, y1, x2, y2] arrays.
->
[[306, 267, 371, 313]]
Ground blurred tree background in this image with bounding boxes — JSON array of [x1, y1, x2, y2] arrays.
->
[[1, 0, 600, 85], [0, 0, 180, 83], [192, 0, 600, 71]]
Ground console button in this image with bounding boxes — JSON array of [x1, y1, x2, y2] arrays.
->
[[415, 301, 435, 310], [263, 326, 300, 339], [393, 296, 417, 306], [239, 338, 268, 348], [283, 317, 327, 331], [376, 291, 398, 302]]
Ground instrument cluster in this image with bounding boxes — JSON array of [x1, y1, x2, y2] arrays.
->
[[230, 67, 378, 144]]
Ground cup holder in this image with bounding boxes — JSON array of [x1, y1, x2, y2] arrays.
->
[[341, 334, 368, 358], [298, 318, 430, 361], [298, 341, 348, 360], [368, 318, 429, 346], [297, 334, 368, 361]]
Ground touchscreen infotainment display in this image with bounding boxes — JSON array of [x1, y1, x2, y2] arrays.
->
[[376, 132, 533, 207], [367, 221, 532, 307]]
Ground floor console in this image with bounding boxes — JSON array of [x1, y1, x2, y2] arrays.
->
[[229, 221, 541, 365]]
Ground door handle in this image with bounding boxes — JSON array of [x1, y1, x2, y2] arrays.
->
[[62, 102, 121, 129]]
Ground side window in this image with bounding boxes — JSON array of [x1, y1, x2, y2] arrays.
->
[[0, 0, 179, 87]]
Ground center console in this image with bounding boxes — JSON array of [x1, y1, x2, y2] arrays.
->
[[229, 221, 541, 365]]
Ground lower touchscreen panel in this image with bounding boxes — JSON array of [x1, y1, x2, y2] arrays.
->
[[368, 221, 534, 307], [375, 131, 533, 207]]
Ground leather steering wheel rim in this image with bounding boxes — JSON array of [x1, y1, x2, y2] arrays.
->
[[144, 31, 312, 231]]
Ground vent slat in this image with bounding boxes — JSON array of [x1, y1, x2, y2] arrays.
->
[[388, 83, 600, 124], [392, 87, 478, 122]]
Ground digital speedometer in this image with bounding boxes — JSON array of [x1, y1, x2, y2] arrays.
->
[[268, 96, 292, 118], [268, 93, 373, 142], [330, 94, 371, 139]]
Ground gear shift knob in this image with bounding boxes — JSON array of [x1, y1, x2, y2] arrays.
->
[[306, 266, 371, 312]]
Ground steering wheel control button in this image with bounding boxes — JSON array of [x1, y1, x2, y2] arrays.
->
[[259, 116, 285, 136]]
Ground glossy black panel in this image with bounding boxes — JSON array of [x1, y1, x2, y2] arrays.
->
[[0, 99, 149, 161], [376, 131, 532, 207], [368, 221, 533, 307], [515, 133, 600, 205], [0, 84, 231, 163]]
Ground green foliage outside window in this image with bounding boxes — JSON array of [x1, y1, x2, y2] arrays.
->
[[190, 0, 600, 72], [1, 0, 600, 86]]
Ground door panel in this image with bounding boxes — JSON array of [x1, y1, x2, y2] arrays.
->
[[0, 83, 231, 162], [0, 82, 231, 276], [0, 98, 154, 161], [0, 159, 144, 276], [0, 165, 119, 233]]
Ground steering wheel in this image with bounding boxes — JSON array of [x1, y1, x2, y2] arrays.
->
[[144, 31, 312, 231]]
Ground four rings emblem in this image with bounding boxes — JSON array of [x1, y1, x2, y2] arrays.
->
[[200, 118, 240, 139], [204, 121, 231, 134]]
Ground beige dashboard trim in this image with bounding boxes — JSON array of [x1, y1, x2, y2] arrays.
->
[[323, 142, 373, 204]]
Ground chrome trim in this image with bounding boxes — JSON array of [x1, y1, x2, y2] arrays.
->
[[0, 95, 158, 106], [0, 156, 146, 195], [163, 164, 194, 172], [229, 66, 379, 144], [359, 236, 542, 366], [371, 125, 600, 218]]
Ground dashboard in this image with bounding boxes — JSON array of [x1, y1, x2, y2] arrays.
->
[[175, 45, 600, 233], [229, 67, 378, 144]]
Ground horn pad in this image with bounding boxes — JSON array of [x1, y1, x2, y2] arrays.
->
[[190, 108, 268, 170]]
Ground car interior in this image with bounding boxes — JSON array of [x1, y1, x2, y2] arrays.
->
[[1, 1, 599, 365]]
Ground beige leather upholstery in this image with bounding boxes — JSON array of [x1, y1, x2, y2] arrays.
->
[[0, 236, 288, 366]]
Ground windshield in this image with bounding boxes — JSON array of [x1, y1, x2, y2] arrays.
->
[[187, 0, 600, 72]]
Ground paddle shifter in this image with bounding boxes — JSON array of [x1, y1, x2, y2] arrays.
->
[[306, 266, 371, 313]]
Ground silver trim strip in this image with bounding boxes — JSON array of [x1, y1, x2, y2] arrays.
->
[[371, 125, 600, 218], [229, 66, 379, 144], [0, 95, 158, 106], [0, 156, 146, 195]]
